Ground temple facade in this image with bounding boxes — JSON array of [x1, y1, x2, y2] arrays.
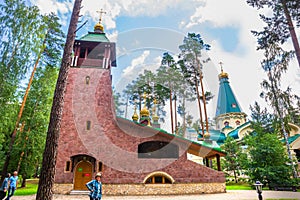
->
[[187, 65, 300, 174], [53, 17, 226, 195]]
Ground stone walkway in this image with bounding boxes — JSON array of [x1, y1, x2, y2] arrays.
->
[[13, 190, 300, 200]]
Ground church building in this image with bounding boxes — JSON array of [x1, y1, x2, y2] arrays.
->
[[187, 64, 300, 174], [53, 14, 226, 195]]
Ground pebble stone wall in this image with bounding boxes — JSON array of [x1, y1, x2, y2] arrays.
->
[[54, 183, 226, 195]]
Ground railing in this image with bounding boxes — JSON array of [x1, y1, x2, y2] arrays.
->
[[71, 56, 111, 68]]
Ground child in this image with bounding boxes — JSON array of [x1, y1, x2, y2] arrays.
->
[[86, 173, 102, 200]]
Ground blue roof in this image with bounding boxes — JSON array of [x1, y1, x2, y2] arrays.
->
[[215, 75, 242, 117], [281, 134, 300, 144], [197, 129, 226, 145], [227, 121, 251, 139]]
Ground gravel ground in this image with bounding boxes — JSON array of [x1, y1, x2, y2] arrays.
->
[[11, 190, 300, 200]]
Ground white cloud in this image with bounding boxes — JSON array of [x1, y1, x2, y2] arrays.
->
[[81, 0, 203, 31], [31, 0, 73, 26], [122, 51, 150, 77], [183, 0, 263, 29], [32, 0, 73, 15], [31, 0, 300, 121]]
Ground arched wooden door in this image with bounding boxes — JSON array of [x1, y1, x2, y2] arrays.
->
[[74, 161, 93, 190]]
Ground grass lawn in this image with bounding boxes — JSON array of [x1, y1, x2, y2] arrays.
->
[[226, 182, 253, 190], [14, 179, 38, 196]]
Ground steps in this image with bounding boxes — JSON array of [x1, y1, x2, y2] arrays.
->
[[69, 190, 90, 195]]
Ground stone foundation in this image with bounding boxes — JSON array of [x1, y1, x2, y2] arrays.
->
[[54, 183, 73, 194], [54, 183, 226, 195]]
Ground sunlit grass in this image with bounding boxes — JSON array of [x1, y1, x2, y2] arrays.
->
[[14, 179, 38, 196], [226, 182, 252, 190]]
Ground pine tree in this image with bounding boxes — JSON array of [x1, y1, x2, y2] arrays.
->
[[0, 0, 64, 182], [221, 136, 246, 183], [247, 0, 300, 68], [179, 33, 211, 137], [36, 0, 82, 199]]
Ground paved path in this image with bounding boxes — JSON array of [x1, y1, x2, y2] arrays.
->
[[13, 190, 300, 200]]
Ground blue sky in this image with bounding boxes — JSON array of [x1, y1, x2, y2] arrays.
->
[[30, 0, 300, 131]]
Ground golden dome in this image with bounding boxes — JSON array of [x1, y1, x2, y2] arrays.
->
[[219, 71, 228, 79], [152, 114, 159, 121], [203, 132, 210, 139], [140, 107, 150, 117], [94, 22, 104, 32], [218, 63, 229, 79], [132, 112, 139, 121]]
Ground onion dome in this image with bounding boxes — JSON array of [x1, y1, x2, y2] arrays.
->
[[203, 132, 210, 139], [132, 112, 139, 122], [94, 22, 104, 33], [152, 114, 159, 122], [94, 9, 106, 33], [132, 104, 139, 121], [218, 68, 228, 79], [140, 106, 150, 117]]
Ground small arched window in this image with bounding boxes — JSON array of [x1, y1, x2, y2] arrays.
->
[[65, 161, 71, 172], [143, 171, 174, 184], [86, 121, 91, 130], [224, 121, 229, 127], [85, 76, 90, 85], [98, 162, 103, 172]]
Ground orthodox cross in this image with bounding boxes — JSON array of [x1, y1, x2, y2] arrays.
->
[[96, 8, 106, 23], [219, 61, 224, 72]]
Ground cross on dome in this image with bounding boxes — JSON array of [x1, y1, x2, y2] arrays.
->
[[218, 61, 228, 79], [219, 61, 224, 72], [96, 8, 106, 23], [94, 9, 106, 33]]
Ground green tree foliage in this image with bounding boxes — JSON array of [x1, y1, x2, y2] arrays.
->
[[13, 65, 58, 187], [245, 133, 296, 188], [121, 33, 213, 135], [36, 1, 81, 198], [178, 33, 212, 136], [221, 136, 247, 183], [0, 0, 46, 179], [113, 87, 125, 117], [245, 102, 298, 188], [0, 0, 65, 182], [0, 0, 43, 103], [247, 0, 300, 68], [123, 69, 169, 122], [255, 25, 299, 177], [156, 52, 185, 133]]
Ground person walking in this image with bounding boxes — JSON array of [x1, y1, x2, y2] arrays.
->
[[86, 173, 102, 200], [0, 173, 10, 200], [5, 171, 18, 200]]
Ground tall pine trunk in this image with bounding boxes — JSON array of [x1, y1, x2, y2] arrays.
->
[[195, 76, 204, 136], [267, 69, 298, 178], [182, 94, 186, 137], [281, 0, 300, 68], [0, 32, 47, 184], [169, 86, 174, 133], [174, 94, 178, 134], [196, 56, 209, 134], [35, 1, 82, 199], [199, 72, 209, 133]]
